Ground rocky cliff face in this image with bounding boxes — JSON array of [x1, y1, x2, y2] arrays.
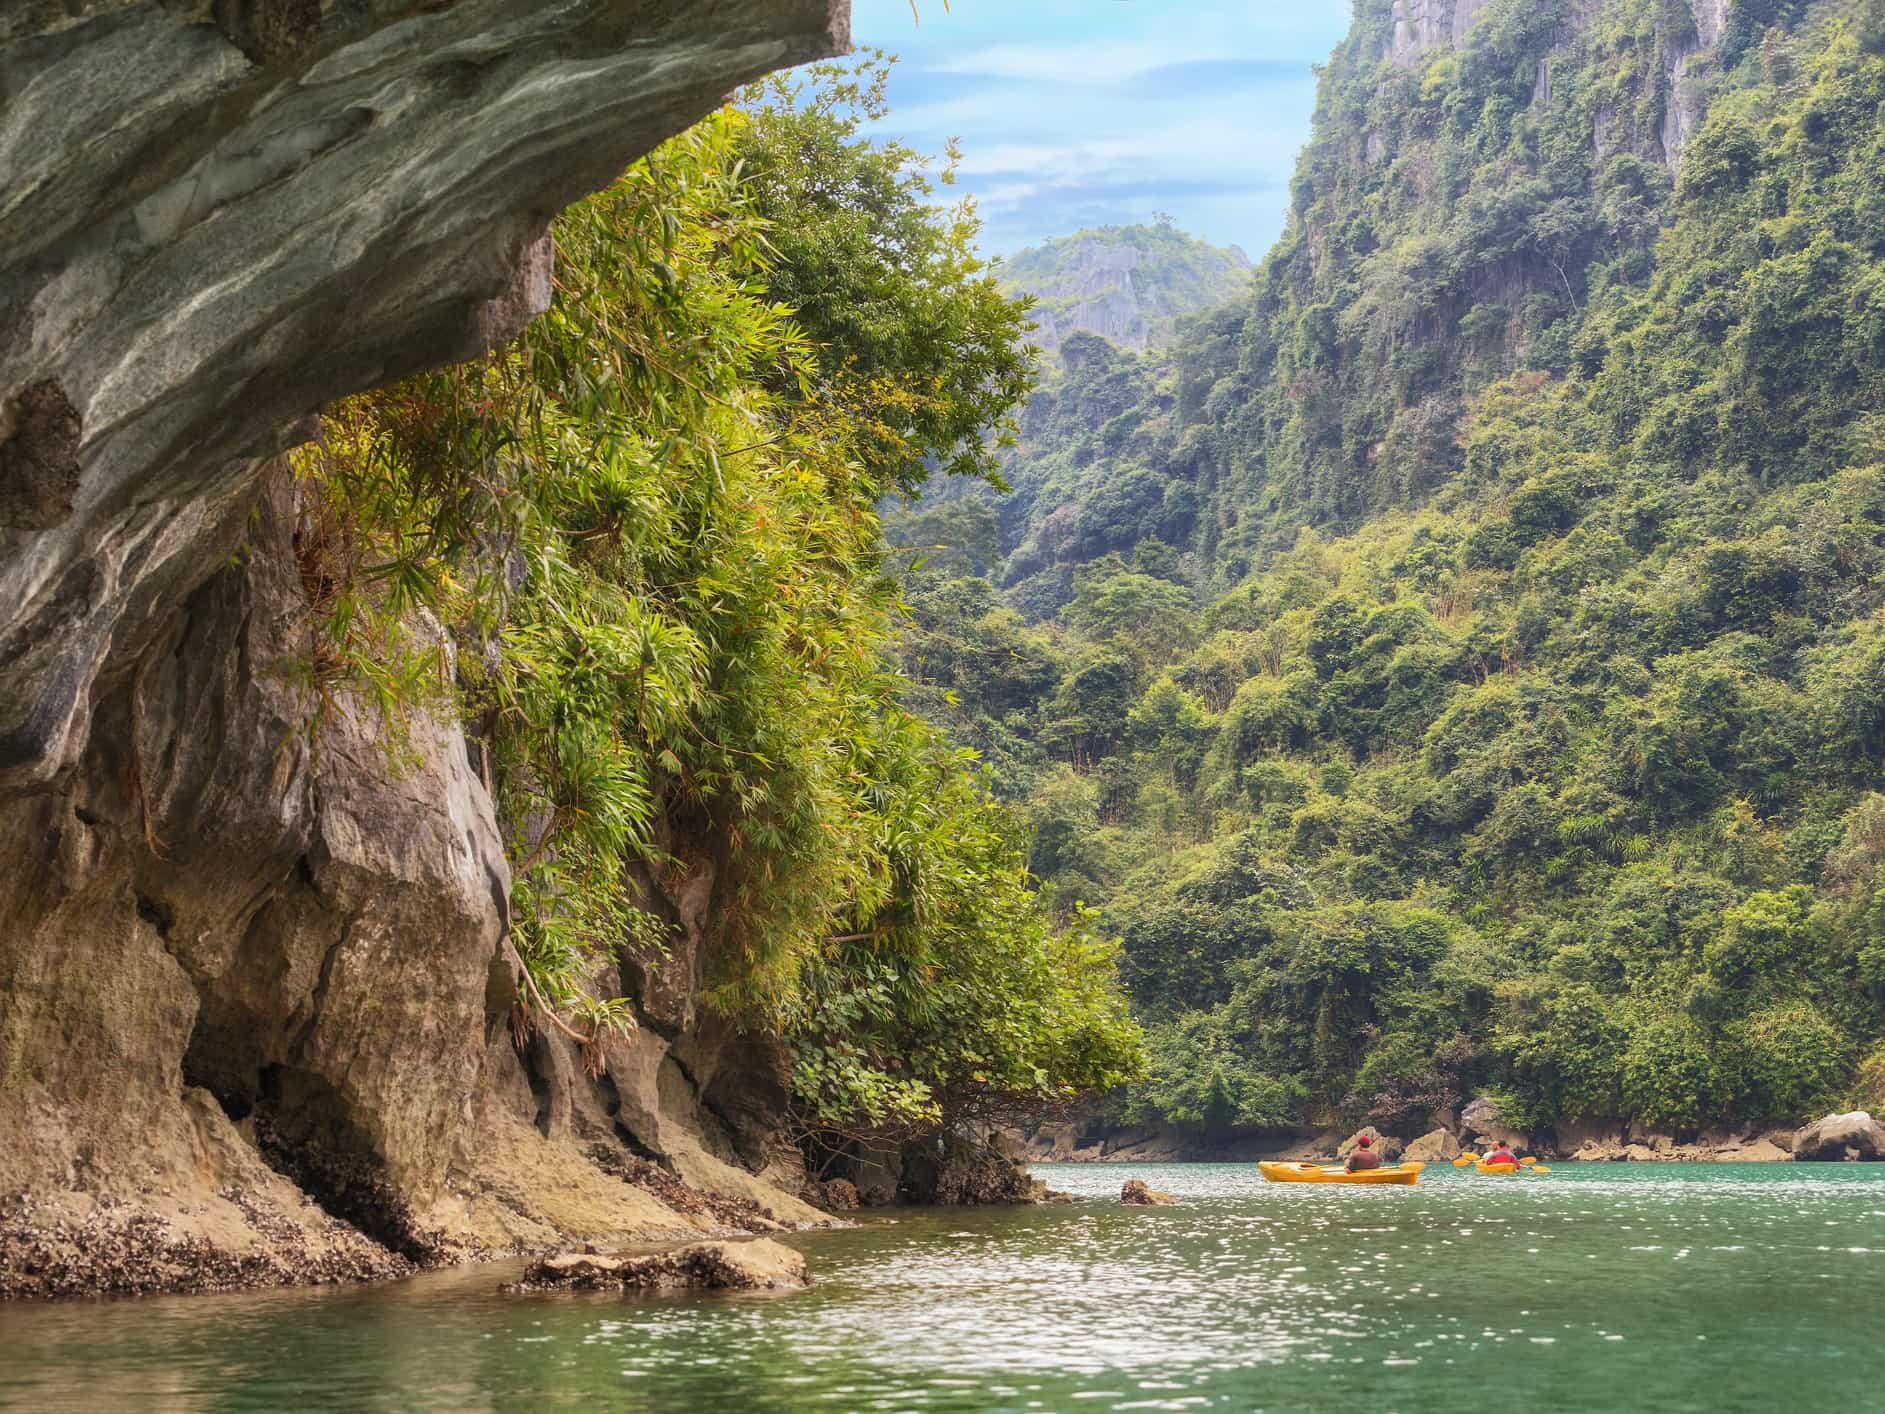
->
[[0, 0, 846, 796], [0, 1, 847, 1298], [1376, 0, 1726, 167], [1384, 0, 1493, 68], [1, 472, 832, 1299]]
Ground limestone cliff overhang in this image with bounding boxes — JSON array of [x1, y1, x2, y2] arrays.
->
[[0, 0, 850, 793]]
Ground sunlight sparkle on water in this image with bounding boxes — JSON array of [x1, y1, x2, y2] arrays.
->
[[0, 1163, 1881, 1413]]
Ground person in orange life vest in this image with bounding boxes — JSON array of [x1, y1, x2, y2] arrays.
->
[[1345, 1134, 1382, 1172]]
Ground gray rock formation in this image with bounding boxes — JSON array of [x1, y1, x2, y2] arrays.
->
[[1376, 0, 1725, 170], [1793, 1111, 1885, 1162], [0, 0, 847, 796], [1337, 1126, 1405, 1162], [1385, 0, 1491, 68], [1119, 1178, 1176, 1206], [0, 475, 826, 1297], [1460, 1097, 1527, 1151], [0, 0, 850, 1299], [1402, 1128, 1461, 1163]]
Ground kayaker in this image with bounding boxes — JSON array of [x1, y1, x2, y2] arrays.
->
[[1345, 1134, 1382, 1172], [1486, 1141, 1519, 1166]]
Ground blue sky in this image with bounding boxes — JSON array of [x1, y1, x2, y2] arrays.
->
[[848, 1, 1356, 259]]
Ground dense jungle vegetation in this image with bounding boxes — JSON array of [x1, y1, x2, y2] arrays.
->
[[889, 0, 1885, 1137], [290, 59, 1141, 1148]]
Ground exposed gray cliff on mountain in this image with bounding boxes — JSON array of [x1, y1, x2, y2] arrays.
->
[[1379, 0, 1730, 166], [999, 224, 1252, 356], [0, 0, 848, 1298]]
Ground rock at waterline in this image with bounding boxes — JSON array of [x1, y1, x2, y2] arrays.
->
[[1792, 1111, 1885, 1162], [1337, 1127, 1405, 1162], [501, 1239, 809, 1293], [1121, 1179, 1176, 1206], [1460, 1097, 1528, 1151], [1401, 1128, 1461, 1163], [819, 1178, 861, 1211]]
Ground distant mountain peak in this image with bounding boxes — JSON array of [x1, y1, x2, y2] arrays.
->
[[998, 223, 1252, 357]]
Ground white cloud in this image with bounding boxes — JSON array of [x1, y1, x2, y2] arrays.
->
[[956, 116, 1311, 182], [933, 38, 1222, 84], [851, 0, 1351, 253]]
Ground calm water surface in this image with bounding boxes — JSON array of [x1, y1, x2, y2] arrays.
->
[[2, 1162, 1881, 1412]]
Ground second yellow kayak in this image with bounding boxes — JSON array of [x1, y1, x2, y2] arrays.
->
[[1475, 1160, 1520, 1173], [1259, 1161, 1424, 1186]]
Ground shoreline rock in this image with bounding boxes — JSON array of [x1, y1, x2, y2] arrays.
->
[[1337, 1127, 1404, 1163], [499, 1238, 809, 1294], [0, 1191, 412, 1301], [1792, 1112, 1885, 1162], [1460, 1098, 1527, 1152], [1120, 1179, 1176, 1206], [1025, 1111, 1831, 1166], [1402, 1129, 1461, 1163]]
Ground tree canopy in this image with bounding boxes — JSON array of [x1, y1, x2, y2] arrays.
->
[[292, 71, 1141, 1144]]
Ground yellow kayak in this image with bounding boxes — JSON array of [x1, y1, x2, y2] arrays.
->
[[1475, 1160, 1520, 1173], [1259, 1161, 1424, 1186]]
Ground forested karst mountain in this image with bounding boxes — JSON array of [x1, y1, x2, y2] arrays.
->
[[893, 0, 1885, 1143], [997, 223, 1253, 355]]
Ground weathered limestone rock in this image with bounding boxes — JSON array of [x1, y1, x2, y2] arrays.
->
[[1384, 0, 1491, 68], [1403, 1129, 1461, 1163], [0, 473, 828, 1297], [1120, 1179, 1176, 1206], [0, 473, 515, 1285], [1095, 1128, 1191, 1163], [902, 1129, 1040, 1206], [1793, 1112, 1885, 1162], [0, 0, 853, 1301], [0, 0, 848, 794], [1460, 1098, 1526, 1151], [1555, 1116, 1627, 1161], [1338, 1127, 1405, 1162], [502, 1238, 810, 1293], [818, 1179, 861, 1212], [1375, 0, 1721, 172], [1020, 1121, 1081, 1163], [1757, 1127, 1799, 1156], [1723, 1135, 1791, 1162], [811, 1126, 1048, 1208]]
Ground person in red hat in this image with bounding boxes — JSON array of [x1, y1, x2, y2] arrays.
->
[[1345, 1133, 1382, 1172]]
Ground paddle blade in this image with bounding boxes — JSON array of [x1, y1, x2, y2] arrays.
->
[[1403, 1161, 1426, 1173], [1520, 1156, 1538, 1165], [1452, 1156, 1474, 1167], [1530, 1165, 1552, 1174]]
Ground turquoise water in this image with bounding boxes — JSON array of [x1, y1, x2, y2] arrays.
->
[[2, 1162, 1881, 1411]]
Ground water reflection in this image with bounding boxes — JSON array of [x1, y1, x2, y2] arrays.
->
[[1, 1163, 1880, 1412]]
